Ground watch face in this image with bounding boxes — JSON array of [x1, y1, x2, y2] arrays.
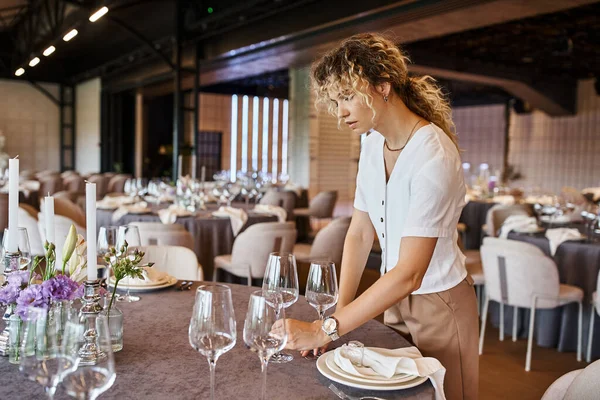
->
[[323, 318, 337, 333]]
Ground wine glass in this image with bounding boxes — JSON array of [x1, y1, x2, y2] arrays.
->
[[116, 225, 142, 302], [60, 314, 116, 400], [243, 291, 287, 400], [306, 261, 339, 320], [262, 252, 298, 363], [189, 284, 237, 400], [19, 305, 79, 399], [97, 226, 118, 286], [1, 227, 32, 274]]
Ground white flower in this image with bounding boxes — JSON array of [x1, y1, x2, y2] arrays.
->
[[67, 234, 88, 283]]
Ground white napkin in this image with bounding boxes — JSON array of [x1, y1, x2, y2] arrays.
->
[[582, 187, 600, 202], [545, 228, 584, 256], [334, 345, 446, 400], [98, 195, 134, 210], [120, 266, 168, 286], [253, 204, 287, 222], [524, 195, 555, 205], [111, 201, 149, 223], [157, 204, 191, 224], [212, 206, 248, 236], [499, 215, 538, 239], [492, 195, 515, 205]]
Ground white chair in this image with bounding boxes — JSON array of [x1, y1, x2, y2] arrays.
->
[[19, 207, 44, 256], [129, 222, 194, 251], [293, 217, 351, 266], [479, 237, 583, 371], [260, 190, 296, 221], [137, 245, 203, 281], [485, 204, 533, 237], [294, 191, 338, 219], [586, 273, 600, 362], [213, 222, 297, 286], [564, 359, 600, 399], [541, 369, 583, 400]]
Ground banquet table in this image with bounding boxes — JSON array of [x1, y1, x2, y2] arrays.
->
[[458, 200, 495, 250], [488, 229, 600, 359], [96, 204, 277, 280], [0, 283, 435, 400]]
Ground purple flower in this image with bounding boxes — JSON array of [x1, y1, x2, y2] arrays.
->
[[16, 285, 48, 319], [41, 275, 79, 301], [7, 271, 29, 287], [0, 282, 20, 305]]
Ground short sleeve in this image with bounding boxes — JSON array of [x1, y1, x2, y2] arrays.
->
[[353, 148, 368, 212], [401, 157, 463, 238]]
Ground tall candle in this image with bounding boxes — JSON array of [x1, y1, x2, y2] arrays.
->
[[86, 182, 97, 281], [177, 155, 183, 178], [7, 158, 19, 253], [200, 165, 206, 183], [191, 155, 197, 179], [44, 195, 55, 244]]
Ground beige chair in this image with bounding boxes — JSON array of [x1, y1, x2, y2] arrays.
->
[[213, 222, 297, 286], [479, 237, 583, 371], [63, 175, 85, 193], [19, 207, 44, 256], [260, 190, 296, 221], [295, 191, 338, 219], [485, 204, 533, 237], [53, 190, 80, 204], [42, 196, 86, 229], [564, 359, 600, 399], [39, 175, 63, 196], [19, 203, 38, 220], [0, 193, 7, 234], [137, 245, 203, 281], [541, 369, 584, 400], [107, 175, 130, 194], [87, 175, 108, 199], [129, 222, 194, 251], [293, 217, 351, 266], [586, 272, 600, 362]]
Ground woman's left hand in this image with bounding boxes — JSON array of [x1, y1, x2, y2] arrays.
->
[[272, 318, 331, 353]]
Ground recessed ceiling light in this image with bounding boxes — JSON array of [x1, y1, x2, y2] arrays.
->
[[89, 6, 108, 22], [29, 57, 40, 67], [15, 68, 25, 76], [43, 46, 56, 56], [63, 29, 78, 41]]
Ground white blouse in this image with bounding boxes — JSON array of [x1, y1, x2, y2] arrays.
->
[[354, 124, 467, 295]]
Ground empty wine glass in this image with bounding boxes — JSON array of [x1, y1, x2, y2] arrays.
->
[[97, 226, 118, 286], [116, 225, 141, 302], [262, 252, 298, 363], [305, 261, 338, 358], [1, 227, 32, 274], [60, 314, 116, 400], [20, 305, 79, 399], [189, 284, 237, 400], [243, 291, 287, 400]]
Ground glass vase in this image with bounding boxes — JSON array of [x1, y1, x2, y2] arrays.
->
[[48, 300, 73, 347], [8, 314, 23, 364], [101, 305, 123, 352]]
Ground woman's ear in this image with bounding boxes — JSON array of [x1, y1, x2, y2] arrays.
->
[[375, 82, 391, 98]]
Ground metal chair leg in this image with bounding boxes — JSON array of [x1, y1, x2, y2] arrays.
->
[[577, 301, 582, 362], [587, 307, 595, 363], [500, 302, 505, 341], [526, 297, 537, 372], [513, 306, 519, 342]]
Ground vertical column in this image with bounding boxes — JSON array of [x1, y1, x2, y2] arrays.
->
[[135, 89, 143, 178], [288, 67, 311, 187]]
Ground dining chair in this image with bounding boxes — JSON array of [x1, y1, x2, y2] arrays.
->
[[293, 216, 351, 266], [87, 174, 109, 199], [107, 174, 130, 194], [541, 369, 583, 400], [484, 204, 533, 237], [42, 196, 86, 228], [294, 190, 338, 219], [39, 175, 63, 196], [259, 190, 296, 221], [129, 221, 194, 251], [479, 237, 583, 371], [213, 221, 297, 286], [586, 272, 600, 362], [137, 245, 203, 281], [63, 175, 85, 193], [564, 358, 600, 399]]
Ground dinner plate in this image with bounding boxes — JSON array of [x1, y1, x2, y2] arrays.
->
[[317, 351, 428, 391], [325, 353, 413, 384], [108, 274, 170, 287], [108, 276, 178, 292]]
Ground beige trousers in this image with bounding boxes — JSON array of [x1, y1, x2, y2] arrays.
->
[[386, 277, 479, 400]]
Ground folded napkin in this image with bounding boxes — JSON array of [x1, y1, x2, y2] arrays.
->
[[212, 206, 248, 236], [492, 195, 515, 205], [111, 201, 149, 223], [253, 204, 287, 222], [120, 266, 168, 286], [545, 228, 584, 256], [499, 215, 538, 239], [98, 195, 134, 210], [334, 345, 446, 400], [157, 204, 191, 224], [582, 187, 600, 202], [524, 195, 555, 206]]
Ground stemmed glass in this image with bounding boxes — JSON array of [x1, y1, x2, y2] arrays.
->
[[97, 226, 118, 286], [60, 314, 116, 400], [305, 261, 339, 358], [19, 305, 79, 399], [1, 227, 32, 274], [243, 291, 287, 400], [262, 252, 298, 363], [116, 225, 142, 302], [189, 285, 237, 400]]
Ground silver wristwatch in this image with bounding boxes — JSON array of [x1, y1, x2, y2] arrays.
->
[[322, 316, 340, 341]]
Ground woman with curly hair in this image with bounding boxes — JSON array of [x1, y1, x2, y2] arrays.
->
[[277, 33, 478, 400]]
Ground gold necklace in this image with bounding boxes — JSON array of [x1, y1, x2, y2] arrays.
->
[[384, 119, 422, 152]]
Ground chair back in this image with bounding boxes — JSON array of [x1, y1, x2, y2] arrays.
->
[[129, 222, 194, 250], [564, 359, 600, 400], [485, 204, 533, 237], [231, 222, 297, 278], [19, 207, 44, 256], [39, 175, 63, 196], [260, 190, 296, 220], [309, 191, 337, 218], [309, 217, 351, 267], [0, 193, 8, 234], [87, 175, 108, 199], [137, 245, 203, 281], [107, 175, 130, 194], [42, 196, 86, 228], [63, 175, 85, 193], [481, 237, 560, 309]]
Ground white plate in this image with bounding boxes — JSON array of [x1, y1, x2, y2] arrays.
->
[[325, 353, 413, 384], [317, 351, 428, 391], [108, 276, 178, 292], [107, 275, 170, 287]]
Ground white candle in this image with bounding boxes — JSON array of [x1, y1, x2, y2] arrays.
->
[[200, 165, 206, 183], [178, 155, 183, 178], [7, 158, 19, 253], [86, 182, 97, 281], [44, 195, 55, 244], [191, 155, 197, 179]]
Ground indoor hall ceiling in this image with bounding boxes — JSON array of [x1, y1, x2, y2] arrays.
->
[[0, 0, 28, 31]]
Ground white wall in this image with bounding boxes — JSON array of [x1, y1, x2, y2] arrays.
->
[[0, 79, 60, 172], [75, 78, 101, 174]]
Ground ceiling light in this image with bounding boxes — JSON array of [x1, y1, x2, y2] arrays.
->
[[43, 46, 56, 56], [15, 68, 25, 77], [63, 29, 78, 41], [29, 57, 40, 67], [89, 6, 108, 22]]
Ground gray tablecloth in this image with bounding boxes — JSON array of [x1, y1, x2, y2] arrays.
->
[[96, 205, 277, 280], [0, 283, 434, 399], [489, 231, 600, 359], [458, 201, 496, 250]]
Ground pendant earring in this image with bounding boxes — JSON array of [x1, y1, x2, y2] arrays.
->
[[384, 95, 388, 102]]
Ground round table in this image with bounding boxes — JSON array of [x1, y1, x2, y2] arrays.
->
[[0, 283, 434, 399], [459, 201, 496, 249]]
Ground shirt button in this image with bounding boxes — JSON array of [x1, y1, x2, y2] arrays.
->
[[382, 233, 385, 238], [380, 217, 384, 223], [382, 200, 384, 206]]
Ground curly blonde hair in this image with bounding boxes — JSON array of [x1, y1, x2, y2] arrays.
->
[[311, 33, 458, 149]]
